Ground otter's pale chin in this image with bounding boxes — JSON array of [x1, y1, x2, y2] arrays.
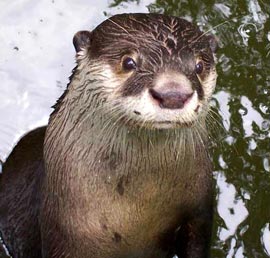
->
[[117, 89, 201, 128], [148, 121, 196, 130]]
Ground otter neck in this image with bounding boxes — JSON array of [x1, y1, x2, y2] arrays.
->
[[45, 66, 209, 179]]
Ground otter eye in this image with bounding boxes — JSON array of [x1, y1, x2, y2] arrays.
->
[[122, 57, 137, 71], [195, 61, 204, 74]]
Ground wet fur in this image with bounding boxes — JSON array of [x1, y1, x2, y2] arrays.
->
[[0, 127, 45, 257], [0, 13, 217, 258]]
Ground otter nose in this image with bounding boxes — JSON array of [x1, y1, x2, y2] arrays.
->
[[149, 88, 193, 109]]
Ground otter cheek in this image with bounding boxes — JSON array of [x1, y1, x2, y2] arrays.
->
[[199, 69, 217, 101]]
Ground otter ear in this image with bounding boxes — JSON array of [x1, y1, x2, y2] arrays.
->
[[207, 35, 219, 53], [73, 30, 92, 53]]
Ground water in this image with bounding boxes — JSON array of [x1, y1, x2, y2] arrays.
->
[[0, 0, 269, 257]]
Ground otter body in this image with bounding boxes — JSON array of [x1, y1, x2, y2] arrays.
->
[[0, 13, 217, 258]]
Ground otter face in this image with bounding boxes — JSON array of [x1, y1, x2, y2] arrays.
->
[[73, 13, 218, 129]]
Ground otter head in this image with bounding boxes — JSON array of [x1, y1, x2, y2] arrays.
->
[[71, 13, 218, 130]]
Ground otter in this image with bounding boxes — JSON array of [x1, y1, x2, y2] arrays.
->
[[0, 13, 217, 258]]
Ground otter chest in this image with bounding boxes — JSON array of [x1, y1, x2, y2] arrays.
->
[[65, 149, 210, 257]]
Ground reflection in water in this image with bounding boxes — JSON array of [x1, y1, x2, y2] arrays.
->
[[267, 32, 270, 57], [227, 238, 245, 258], [214, 3, 232, 18], [261, 223, 270, 256], [215, 171, 249, 241], [240, 96, 265, 137], [263, 158, 270, 173], [248, 0, 267, 25], [238, 23, 258, 46], [214, 91, 231, 131]]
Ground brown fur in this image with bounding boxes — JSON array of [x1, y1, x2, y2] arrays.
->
[[0, 13, 217, 258]]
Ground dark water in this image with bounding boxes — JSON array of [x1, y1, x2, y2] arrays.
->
[[0, 0, 269, 257]]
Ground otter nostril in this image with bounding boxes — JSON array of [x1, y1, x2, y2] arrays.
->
[[149, 89, 163, 103], [149, 89, 193, 109]]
